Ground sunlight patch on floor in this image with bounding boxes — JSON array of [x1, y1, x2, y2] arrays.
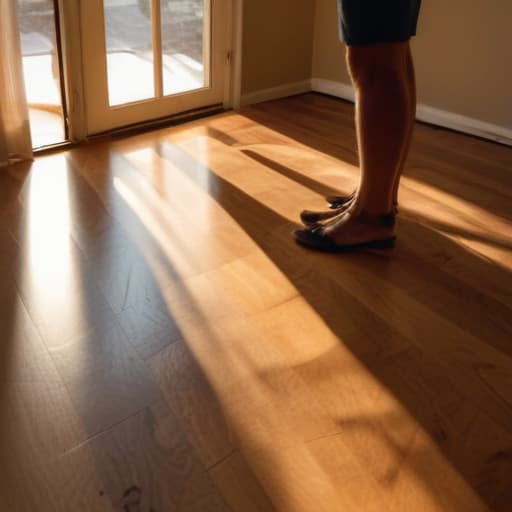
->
[[27, 156, 71, 285], [400, 175, 512, 267]]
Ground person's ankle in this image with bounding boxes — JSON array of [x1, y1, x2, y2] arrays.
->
[[355, 209, 395, 225], [348, 199, 395, 220]]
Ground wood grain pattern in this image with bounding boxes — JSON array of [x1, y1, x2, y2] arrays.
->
[[0, 93, 511, 511]]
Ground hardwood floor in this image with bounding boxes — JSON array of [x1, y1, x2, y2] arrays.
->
[[1, 93, 511, 511]]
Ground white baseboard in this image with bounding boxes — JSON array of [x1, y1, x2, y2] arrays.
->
[[311, 78, 355, 103], [415, 105, 512, 146], [240, 77, 512, 146], [311, 77, 512, 146], [240, 80, 311, 106]]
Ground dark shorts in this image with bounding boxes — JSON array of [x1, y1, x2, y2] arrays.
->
[[337, 0, 422, 46]]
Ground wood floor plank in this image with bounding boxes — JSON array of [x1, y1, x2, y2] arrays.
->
[[208, 450, 277, 512], [295, 253, 512, 430], [1, 401, 229, 512], [148, 315, 376, 510], [48, 321, 162, 437], [0, 378, 85, 475]]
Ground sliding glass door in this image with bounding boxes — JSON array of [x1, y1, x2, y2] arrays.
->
[[80, 0, 227, 134]]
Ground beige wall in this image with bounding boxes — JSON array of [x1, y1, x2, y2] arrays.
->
[[241, 0, 316, 95], [312, 0, 347, 82], [312, 0, 512, 129]]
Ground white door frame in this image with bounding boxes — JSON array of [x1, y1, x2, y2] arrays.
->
[[224, 0, 242, 110], [57, 0, 88, 141], [57, 0, 243, 140]]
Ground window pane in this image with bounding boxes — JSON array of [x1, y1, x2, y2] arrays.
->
[[161, 0, 208, 97], [17, 0, 66, 148], [104, 0, 154, 106]]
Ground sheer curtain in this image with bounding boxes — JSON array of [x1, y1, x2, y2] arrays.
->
[[0, 0, 32, 167]]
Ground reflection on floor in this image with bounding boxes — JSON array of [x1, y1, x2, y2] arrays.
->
[[1, 93, 511, 511], [27, 105, 64, 149]]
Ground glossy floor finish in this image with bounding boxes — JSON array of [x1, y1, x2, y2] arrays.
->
[[1, 93, 511, 511]]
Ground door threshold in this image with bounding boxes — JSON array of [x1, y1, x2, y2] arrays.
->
[[32, 104, 226, 155], [89, 104, 226, 141]]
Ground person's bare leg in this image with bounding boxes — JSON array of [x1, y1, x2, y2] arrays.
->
[[300, 43, 415, 229], [320, 41, 413, 245], [391, 43, 416, 209], [337, 43, 416, 210]]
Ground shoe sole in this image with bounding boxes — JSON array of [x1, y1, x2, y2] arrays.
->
[[293, 229, 396, 253]]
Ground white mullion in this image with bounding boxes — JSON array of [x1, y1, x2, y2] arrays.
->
[[152, 0, 163, 98], [58, 0, 88, 141], [230, 0, 243, 110], [203, 0, 212, 89]]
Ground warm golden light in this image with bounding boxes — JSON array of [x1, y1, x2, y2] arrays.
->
[[20, 9, 66, 147], [27, 156, 72, 292], [107, 52, 205, 106], [400, 175, 512, 268], [112, 127, 496, 512]]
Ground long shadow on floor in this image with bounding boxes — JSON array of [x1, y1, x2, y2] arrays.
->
[[240, 94, 512, 223], [157, 137, 512, 511]]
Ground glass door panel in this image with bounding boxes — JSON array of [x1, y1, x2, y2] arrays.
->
[[161, 0, 208, 96], [104, 0, 155, 105], [17, 0, 67, 148]]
